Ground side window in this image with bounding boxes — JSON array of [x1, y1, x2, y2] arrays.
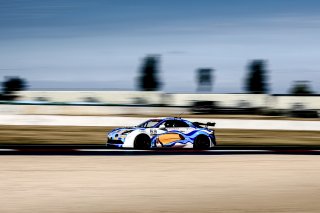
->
[[173, 120, 190, 128], [163, 120, 174, 128]]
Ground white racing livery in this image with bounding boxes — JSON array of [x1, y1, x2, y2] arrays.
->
[[106, 117, 216, 149]]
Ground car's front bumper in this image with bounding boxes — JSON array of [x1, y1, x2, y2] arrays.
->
[[106, 143, 123, 148], [106, 138, 124, 148]]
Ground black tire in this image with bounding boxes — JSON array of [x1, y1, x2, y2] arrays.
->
[[193, 135, 211, 150], [134, 134, 151, 149]]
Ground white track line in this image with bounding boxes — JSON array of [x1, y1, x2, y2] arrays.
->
[[0, 149, 320, 153], [73, 149, 320, 153], [1, 115, 320, 131], [206, 150, 273, 152], [0, 149, 17, 152], [76, 149, 267, 152], [75, 149, 153, 152]]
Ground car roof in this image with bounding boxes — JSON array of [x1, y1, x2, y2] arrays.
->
[[160, 117, 189, 122], [144, 117, 187, 122], [139, 117, 198, 128]]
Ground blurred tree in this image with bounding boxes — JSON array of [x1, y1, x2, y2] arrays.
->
[[1, 77, 27, 100], [138, 55, 161, 91], [289, 81, 313, 95], [196, 68, 214, 92], [245, 60, 268, 94]]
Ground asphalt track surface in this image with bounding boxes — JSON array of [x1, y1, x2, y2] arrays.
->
[[0, 144, 320, 155], [1, 154, 320, 213], [1, 145, 320, 212]]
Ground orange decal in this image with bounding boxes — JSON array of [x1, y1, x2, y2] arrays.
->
[[158, 133, 183, 144]]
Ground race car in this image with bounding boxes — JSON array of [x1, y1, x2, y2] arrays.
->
[[106, 117, 216, 149]]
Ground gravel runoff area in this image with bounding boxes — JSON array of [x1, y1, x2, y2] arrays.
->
[[0, 125, 320, 146], [0, 155, 320, 213]]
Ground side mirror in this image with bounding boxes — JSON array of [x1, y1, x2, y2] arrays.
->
[[159, 124, 166, 130]]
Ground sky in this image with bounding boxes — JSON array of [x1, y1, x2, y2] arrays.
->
[[0, 0, 320, 93]]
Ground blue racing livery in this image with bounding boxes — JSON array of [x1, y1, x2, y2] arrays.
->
[[106, 117, 216, 149]]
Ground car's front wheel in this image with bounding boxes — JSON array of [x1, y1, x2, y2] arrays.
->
[[193, 135, 211, 150], [134, 134, 151, 149]]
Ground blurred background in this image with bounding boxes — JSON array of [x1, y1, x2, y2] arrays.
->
[[0, 0, 319, 145], [2, 3, 320, 213]]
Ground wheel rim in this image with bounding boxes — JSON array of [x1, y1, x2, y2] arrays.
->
[[141, 137, 150, 149], [195, 136, 210, 149], [135, 135, 150, 149]]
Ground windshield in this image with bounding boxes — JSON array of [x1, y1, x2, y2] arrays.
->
[[137, 119, 161, 128]]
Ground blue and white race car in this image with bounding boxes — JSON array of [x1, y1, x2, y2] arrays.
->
[[106, 117, 216, 149]]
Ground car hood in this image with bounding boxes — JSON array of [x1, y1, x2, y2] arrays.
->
[[108, 127, 139, 135]]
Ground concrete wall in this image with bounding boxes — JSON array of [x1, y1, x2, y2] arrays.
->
[[15, 91, 320, 110], [168, 93, 269, 107], [270, 96, 320, 110], [0, 104, 187, 116], [18, 91, 163, 105]]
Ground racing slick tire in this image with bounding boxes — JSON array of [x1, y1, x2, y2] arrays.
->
[[134, 134, 151, 149], [193, 135, 211, 150]]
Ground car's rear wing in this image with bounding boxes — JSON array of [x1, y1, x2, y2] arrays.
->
[[193, 122, 216, 128]]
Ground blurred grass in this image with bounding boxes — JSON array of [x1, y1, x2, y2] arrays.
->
[[0, 125, 319, 146]]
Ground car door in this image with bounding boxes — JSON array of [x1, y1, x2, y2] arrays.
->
[[159, 120, 193, 133], [155, 120, 183, 147], [156, 120, 194, 147]]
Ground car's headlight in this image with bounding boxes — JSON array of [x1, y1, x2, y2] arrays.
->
[[122, 130, 133, 135]]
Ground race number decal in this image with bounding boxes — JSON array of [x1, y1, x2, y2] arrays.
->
[[150, 129, 157, 135]]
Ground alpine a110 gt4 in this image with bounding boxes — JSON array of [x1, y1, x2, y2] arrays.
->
[[106, 117, 216, 149]]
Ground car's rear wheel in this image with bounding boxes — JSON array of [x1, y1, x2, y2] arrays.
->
[[134, 134, 151, 149], [193, 135, 211, 150]]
